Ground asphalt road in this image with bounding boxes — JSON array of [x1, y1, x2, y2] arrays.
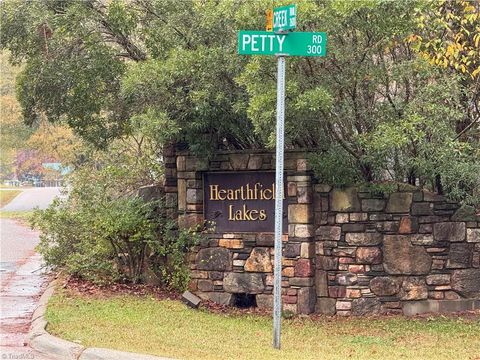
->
[[1, 187, 63, 212], [0, 188, 59, 358]]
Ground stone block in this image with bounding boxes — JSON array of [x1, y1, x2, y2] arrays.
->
[[328, 286, 346, 298], [361, 198, 386, 212], [345, 232, 382, 246], [300, 242, 314, 258], [289, 277, 315, 287], [315, 270, 328, 297], [287, 182, 297, 197], [315, 184, 332, 193], [350, 212, 368, 222], [335, 273, 358, 286], [197, 279, 214, 292], [207, 292, 234, 305], [383, 235, 432, 275], [223, 272, 265, 293], [230, 154, 250, 170], [330, 188, 361, 212], [335, 213, 349, 223], [245, 248, 272, 272], [342, 223, 365, 232], [257, 233, 274, 246], [297, 287, 316, 314], [426, 274, 451, 285], [411, 202, 434, 216], [315, 226, 341, 240], [467, 228, 480, 243], [284, 243, 301, 258], [297, 186, 312, 204], [219, 239, 243, 249], [247, 155, 263, 170], [295, 259, 313, 277], [315, 298, 336, 315], [370, 276, 401, 296], [288, 204, 312, 224], [386, 192, 412, 213], [348, 265, 365, 274], [316, 255, 338, 270], [178, 179, 187, 211], [451, 269, 480, 298], [351, 298, 381, 316], [434, 222, 466, 242], [295, 224, 314, 238], [411, 234, 434, 245], [399, 216, 418, 234], [178, 213, 203, 229], [186, 188, 202, 204], [282, 267, 294, 277], [447, 243, 474, 269], [256, 294, 273, 310], [400, 277, 428, 300], [196, 248, 232, 271]]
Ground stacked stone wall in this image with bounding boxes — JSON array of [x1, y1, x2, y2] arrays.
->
[[164, 148, 480, 315]]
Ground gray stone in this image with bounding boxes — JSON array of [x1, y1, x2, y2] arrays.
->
[[297, 287, 316, 314], [197, 279, 214, 292], [30, 333, 84, 360], [186, 188, 202, 204], [370, 276, 401, 296], [229, 154, 250, 170], [256, 294, 273, 309], [342, 224, 365, 233], [345, 232, 382, 246], [386, 192, 412, 213], [315, 270, 328, 297], [451, 269, 480, 298], [410, 234, 434, 245], [411, 202, 434, 216], [247, 155, 263, 170], [400, 277, 428, 300], [315, 298, 336, 315], [207, 292, 234, 305], [315, 226, 341, 240], [283, 243, 301, 258], [330, 188, 361, 212], [223, 272, 265, 293], [383, 235, 432, 275], [257, 233, 274, 246], [182, 291, 202, 308], [361, 198, 386, 212], [447, 243, 474, 269], [196, 248, 232, 271], [351, 298, 381, 316], [403, 299, 480, 316], [289, 277, 314, 287], [433, 222, 466, 242]]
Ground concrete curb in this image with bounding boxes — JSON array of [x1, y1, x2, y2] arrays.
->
[[27, 279, 174, 360]]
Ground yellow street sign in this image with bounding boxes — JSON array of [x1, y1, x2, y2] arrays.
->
[[266, 9, 273, 31]]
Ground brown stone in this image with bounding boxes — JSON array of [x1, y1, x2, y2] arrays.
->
[[316, 256, 338, 270], [426, 274, 451, 285], [328, 286, 346, 298], [386, 192, 412, 213], [370, 276, 400, 296], [257, 233, 274, 246], [282, 267, 294, 277], [295, 259, 313, 277], [284, 242, 301, 258], [287, 182, 297, 197], [411, 202, 434, 216], [297, 186, 312, 204], [356, 247, 382, 264], [186, 188, 202, 204], [178, 179, 187, 211], [399, 217, 417, 234], [451, 269, 480, 297], [219, 239, 243, 249], [346, 232, 382, 246], [336, 273, 358, 286], [296, 158, 308, 171], [245, 248, 272, 272], [444, 291, 461, 300], [289, 277, 314, 286], [400, 277, 428, 300], [315, 226, 341, 240], [348, 265, 365, 274], [346, 289, 362, 298], [361, 198, 386, 212], [178, 213, 203, 229], [197, 280, 214, 292], [330, 188, 361, 212], [295, 224, 314, 238], [300, 242, 314, 258], [383, 235, 432, 275]]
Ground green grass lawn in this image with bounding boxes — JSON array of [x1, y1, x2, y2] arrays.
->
[[0, 189, 21, 207], [46, 289, 480, 360], [0, 210, 34, 221]]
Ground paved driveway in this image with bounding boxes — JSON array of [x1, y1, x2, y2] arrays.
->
[[1, 187, 63, 211], [0, 189, 59, 358]]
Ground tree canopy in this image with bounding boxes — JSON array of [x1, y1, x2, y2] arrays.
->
[[1, 0, 479, 204]]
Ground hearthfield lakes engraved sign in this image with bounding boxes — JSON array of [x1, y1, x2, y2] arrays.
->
[[204, 172, 287, 233]]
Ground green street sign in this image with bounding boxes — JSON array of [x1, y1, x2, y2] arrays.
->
[[238, 31, 327, 57], [273, 4, 296, 33]]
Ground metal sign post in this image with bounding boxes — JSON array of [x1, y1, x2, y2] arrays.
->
[[273, 55, 286, 350], [237, 3, 326, 351]]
